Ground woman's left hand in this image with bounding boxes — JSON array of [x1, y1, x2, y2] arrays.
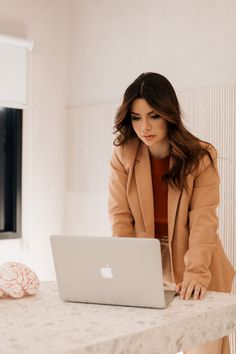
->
[[175, 279, 207, 300]]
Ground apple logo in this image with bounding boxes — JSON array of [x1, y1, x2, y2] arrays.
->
[[100, 264, 113, 279]]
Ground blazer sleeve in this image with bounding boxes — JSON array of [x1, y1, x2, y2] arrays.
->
[[108, 145, 135, 237], [183, 145, 220, 289]]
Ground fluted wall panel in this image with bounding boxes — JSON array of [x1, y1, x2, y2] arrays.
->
[[178, 85, 236, 353], [66, 85, 236, 353]]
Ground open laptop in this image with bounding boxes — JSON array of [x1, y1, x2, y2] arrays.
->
[[50, 235, 177, 309]]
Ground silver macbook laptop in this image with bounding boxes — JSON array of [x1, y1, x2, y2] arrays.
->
[[50, 235, 177, 309]]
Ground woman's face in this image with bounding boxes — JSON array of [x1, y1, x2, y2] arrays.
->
[[130, 98, 168, 147]]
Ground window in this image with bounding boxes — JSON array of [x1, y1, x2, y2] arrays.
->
[[0, 107, 22, 239]]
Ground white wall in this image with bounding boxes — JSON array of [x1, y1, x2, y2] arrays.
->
[[65, 3, 236, 348], [0, 0, 68, 280], [0, 1, 234, 351], [67, 0, 236, 107], [65, 102, 116, 237], [0, 0, 235, 285], [65, 0, 236, 239]]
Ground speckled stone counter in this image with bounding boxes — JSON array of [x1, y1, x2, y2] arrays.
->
[[0, 281, 236, 354]]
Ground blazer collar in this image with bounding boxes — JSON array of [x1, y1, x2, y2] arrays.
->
[[134, 140, 182, 244]]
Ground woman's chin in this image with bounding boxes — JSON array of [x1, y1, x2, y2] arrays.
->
[[140, 136, 158, 145]]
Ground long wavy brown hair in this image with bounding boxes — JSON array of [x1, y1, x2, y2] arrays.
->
[[113, 72, 217, 192]]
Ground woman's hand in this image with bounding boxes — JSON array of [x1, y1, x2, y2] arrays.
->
[[175, 280, 207, 300]]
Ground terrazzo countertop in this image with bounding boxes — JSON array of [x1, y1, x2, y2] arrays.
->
[[0, 281, 236, 354]]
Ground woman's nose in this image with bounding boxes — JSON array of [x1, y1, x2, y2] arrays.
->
[[141, 120, 151, 132]]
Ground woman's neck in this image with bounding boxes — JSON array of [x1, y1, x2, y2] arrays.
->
[[148, 139, 170, 159]]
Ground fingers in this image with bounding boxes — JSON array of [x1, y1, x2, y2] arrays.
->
[[180, 282, 193, 300], [199, 286, 207, 300], [193, 283, 201, 300], [185, 281, 196, 300], [177, 280, 207, 301]]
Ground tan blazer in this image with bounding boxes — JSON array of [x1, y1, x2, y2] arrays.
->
[[108, 137, 236, 292]]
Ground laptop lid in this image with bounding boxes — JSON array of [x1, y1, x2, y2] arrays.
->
[[50, 235, 173, 309]]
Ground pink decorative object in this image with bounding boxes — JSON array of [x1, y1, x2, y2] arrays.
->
[[0, 262, 40, 299]]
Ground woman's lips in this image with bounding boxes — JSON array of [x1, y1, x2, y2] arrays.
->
[[142, 135, 155, 140]]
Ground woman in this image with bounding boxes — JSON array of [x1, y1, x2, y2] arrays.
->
[[108, 72, 235, 354]]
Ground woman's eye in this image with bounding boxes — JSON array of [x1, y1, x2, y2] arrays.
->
[[131, 115, 160, 120]]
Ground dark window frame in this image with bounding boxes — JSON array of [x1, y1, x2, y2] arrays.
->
[[0, 108, 22, 239]]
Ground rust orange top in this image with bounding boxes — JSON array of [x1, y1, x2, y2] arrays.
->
[[149, 153, 170, 239]]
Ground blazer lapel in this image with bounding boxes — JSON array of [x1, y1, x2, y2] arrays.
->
[[134, 142, 154, 238], [168, 157, 182, 244], [134, 141, 182, 243]]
